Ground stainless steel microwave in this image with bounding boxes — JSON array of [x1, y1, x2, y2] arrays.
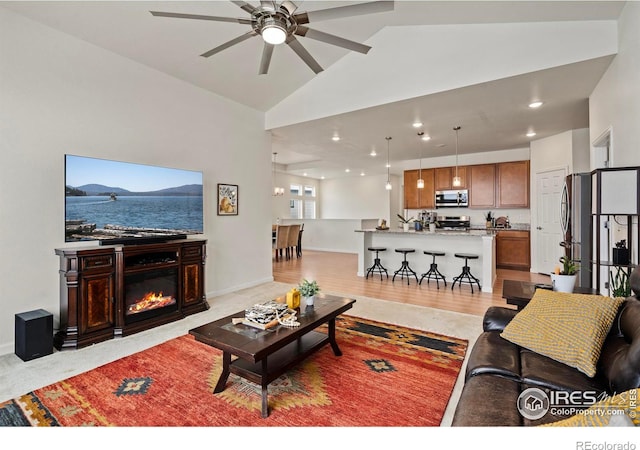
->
[[435, 189, 469, 207]]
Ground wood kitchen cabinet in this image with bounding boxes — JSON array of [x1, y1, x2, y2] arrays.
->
[[497, 160, 530, 208], [404, 169, 434, 209], [469, 164, 496, 208], [496, 230, 530, 271], [435, 166, 467, 190]]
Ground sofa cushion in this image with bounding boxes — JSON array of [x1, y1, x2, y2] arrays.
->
[[598, 300, 640, 393], [541, 388, 639, 427], [500, 290, 624, 377], [451, 374, 523, 426], [465, 331, 520, 380], [520, 349, 606, 393]]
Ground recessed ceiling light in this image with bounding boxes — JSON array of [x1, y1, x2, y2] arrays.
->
[[321, 176, 325, 180], [412, 121, 423, 128], [303, 172, 308, 176], [332, 135, 340, 142], [360, 172, 365, 176], [421, 134, 431, 141], [370, 150, 377, 157], [528, 101, 543, 109], [345, 168, 350, 173], [526, 131, 537, 137], [386, 163, 391, 168]]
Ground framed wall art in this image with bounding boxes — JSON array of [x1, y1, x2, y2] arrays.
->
[[217, 183, 238, 216]]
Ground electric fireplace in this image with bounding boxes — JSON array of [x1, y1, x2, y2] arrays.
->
[[123, 249, 179, 324], [124, 267, 178, 324], [55, 239, 209, 350]]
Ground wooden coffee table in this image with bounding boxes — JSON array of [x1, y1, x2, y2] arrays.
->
[[189, 293, 355, 418], [502, 279, 598, 310]]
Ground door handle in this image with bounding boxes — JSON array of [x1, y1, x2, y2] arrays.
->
[[536, 226, 542, 230]]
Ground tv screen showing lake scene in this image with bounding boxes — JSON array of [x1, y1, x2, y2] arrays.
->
[[65, 155, 204, 242]]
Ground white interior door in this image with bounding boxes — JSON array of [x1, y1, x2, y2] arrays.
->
[[535, 168, 567, 274]]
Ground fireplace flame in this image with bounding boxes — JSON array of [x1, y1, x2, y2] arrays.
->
[[128, 291, 176, 313]]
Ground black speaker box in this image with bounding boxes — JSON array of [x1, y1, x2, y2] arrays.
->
[[613, 248, 630, 265], [15, 309, 53, 361]]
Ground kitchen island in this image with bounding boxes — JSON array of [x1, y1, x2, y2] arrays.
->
[[355, 228, 496, 293]]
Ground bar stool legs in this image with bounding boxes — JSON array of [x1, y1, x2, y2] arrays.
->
[[392, 248, 418, 285], [419, 251, 447, 288], [451, 253, 482, 293], [366, 247, 388, 281]]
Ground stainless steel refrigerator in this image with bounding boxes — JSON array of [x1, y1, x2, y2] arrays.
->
[[560, 173, 592, 288]]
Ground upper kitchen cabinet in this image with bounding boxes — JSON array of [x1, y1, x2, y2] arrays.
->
[[497, 161, 530, 208], [435, 166, 468, 190], [404, 169, 435, 209], [469, 164, 496, 208]]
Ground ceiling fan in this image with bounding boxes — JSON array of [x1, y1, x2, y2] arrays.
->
[[150, 1, 394, 75]]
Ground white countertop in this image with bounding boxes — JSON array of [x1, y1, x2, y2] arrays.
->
[[356, 228, 495, 237]]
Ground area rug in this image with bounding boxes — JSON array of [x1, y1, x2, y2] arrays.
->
[[0, 316, 467, 427]]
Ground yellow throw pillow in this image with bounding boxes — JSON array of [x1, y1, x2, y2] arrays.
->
[[542, 389, 639, 427], [500, 290, 624, 377]]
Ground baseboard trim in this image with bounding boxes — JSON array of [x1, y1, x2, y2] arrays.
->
[[206, 276, 275, 298]]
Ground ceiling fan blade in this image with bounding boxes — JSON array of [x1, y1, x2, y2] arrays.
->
[[286, 35, 323, 74], [296, 26, 371, 54], [230, 1, 257, 15], [200, 30, 258, 58], [259, 43, 275, 75], [150, 11, 251, 25], [294, 1, 394, 25], [280, 1, 299, 15]]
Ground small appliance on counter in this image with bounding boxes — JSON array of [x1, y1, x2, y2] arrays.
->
[[436, 215, 470, 230], [494, 216, 510, 228]]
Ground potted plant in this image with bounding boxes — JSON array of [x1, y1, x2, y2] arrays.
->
[[609, 267, 631, 298], [298, 279, 320, 306], [397, 214, 414, 232], [551, 256, 578, 292]]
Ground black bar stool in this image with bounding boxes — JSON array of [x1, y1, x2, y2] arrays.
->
[[451, 253, 482, 293], [392, 248, 418, 285], [365, 247, 388, 281], [419, 250, 447, 288]]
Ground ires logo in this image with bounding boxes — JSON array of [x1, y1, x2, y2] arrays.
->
[[517, 388, 607, 420]]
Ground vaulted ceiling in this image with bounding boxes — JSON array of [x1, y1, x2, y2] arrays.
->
[[3, 1, 626, 178]]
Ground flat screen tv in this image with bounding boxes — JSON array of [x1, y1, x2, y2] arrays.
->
[[65, 155, 203, 244]]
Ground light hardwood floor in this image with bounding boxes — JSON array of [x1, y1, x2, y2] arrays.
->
[[273, 250, 551, 316]]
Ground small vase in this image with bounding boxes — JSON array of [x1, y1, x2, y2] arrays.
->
[[304, 295, 315, 306], [403, 223, 409, 232], [429, 223, 436, 233]]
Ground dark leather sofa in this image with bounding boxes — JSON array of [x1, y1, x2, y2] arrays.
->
[[452, 271, 640, 426]]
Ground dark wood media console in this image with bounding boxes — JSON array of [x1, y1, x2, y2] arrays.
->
[[54, 239, 209, 350]]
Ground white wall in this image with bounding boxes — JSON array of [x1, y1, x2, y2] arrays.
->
[[0, 7, 272, 355], [589, 2, 640, 168], [321, 175, 391, 220]]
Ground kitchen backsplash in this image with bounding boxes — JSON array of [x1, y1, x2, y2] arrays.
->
[[404, 208, 531, 228]]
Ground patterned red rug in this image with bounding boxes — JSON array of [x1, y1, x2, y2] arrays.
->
[[1, 316, 467, 427]]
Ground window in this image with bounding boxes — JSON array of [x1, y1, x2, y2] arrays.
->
[[289, 184, 316, 219]]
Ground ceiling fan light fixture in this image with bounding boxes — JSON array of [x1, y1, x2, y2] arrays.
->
[[262, 19, 287, 45]]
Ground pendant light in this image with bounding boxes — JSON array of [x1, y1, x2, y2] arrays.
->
[[272, 152, 284, 196], [385, 137, 392, 191], [417, 132, 425, 189], [452, 126, 462, 188]]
